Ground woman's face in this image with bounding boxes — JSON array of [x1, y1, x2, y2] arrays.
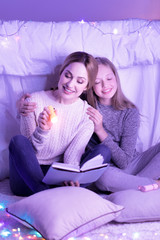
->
[[58, 62, 88, 104], [93, 64, 117, 105]]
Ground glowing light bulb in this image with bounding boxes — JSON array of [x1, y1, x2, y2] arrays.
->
[[0, 203, 5, 210], [0, 222, 4, 227], [0, 229, 11, 237], [1, 38, 9, 48], [79, 19, 85, 24], [48, 106, 58, 123], [15, 35, 20, 41], [133, 232, 140, 239], [113, 28, 118, 34]]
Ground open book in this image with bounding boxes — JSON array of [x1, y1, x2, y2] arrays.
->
[[42, 154, 108, 185]]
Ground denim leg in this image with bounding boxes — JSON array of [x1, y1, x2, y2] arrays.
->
[[80, 144, 111, 188], [9, 135, 49, 196], [80, 144, 111, 167]]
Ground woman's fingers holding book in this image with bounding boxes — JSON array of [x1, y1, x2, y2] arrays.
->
[[63, 181, 80, 187]]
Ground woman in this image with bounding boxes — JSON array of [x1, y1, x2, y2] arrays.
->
[[9, 52, 111, 196], [86, 57, 160, 192]]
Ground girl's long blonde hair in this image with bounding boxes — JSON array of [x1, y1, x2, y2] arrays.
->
[[87, 57, 137, 110]]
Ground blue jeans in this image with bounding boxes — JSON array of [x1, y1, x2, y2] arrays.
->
[[80, 144, 111, 167], [9, 135, 111, 196], [9, 135, 50, 196], [80, 144, 111, 187]]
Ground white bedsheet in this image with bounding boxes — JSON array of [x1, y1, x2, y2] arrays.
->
[[0, 19, 160, 180]]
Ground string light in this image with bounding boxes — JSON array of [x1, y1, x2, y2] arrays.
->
[[79, 19, 85, 24], [0, 21, 27, 38], [113, 28, 118, 34], [78, 19, 154, 37], [0, 203, 5, 210], [0, 19, 157, 54]]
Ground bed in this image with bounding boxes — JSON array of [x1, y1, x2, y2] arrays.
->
[[0, 19, 160, 240]]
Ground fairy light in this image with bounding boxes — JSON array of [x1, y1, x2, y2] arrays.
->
[[133, 232, 140, 239], [104, 235, 109, 239], [0, 203, 5, 210], [79, 19, 85, 24], [14, 35, 20, 42], [0, 222, 4, 227], [0, 229, 11, 237], [0, 19, 154, 52], [113, 28, 118, 34]]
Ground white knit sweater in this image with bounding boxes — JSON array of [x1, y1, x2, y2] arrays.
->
[[20, 90, 94, 166]]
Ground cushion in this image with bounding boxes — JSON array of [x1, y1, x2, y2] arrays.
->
[[106, 188, 160, 223], [6, 186, 123, 240]]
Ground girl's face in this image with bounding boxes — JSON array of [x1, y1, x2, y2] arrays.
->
[[58, 62, 88, 104], [93, 64, 117, 105]]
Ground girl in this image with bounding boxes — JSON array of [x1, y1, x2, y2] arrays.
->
[[9, 52, 111, 196], [86, 57, 160, 192]]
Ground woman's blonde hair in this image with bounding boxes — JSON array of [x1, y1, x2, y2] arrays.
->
[[59, 51, 98, 90], [87, 57, 137, 110]]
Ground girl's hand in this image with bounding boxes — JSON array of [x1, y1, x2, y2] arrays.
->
[[87, 107, 103, 134], [17, 93, 37, 116], [87, 107, 108, 141], [63, 181, 80, 187], [38, 107, 53, 130]]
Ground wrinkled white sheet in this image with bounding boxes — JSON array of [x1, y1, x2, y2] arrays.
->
[[0, 19, 160, 180]]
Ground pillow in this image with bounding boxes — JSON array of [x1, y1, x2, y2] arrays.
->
[[106, 188, 160, 223], [6, 186, 123, 240]]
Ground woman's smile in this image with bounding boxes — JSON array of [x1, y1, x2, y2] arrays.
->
[[63, 85, 75, 94]]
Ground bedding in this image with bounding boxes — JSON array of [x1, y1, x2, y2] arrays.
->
[[0, 19, 160, 239]]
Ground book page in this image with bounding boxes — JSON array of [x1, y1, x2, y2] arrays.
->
[[80, 154, 105, 171], [51, 162, 80, 172]]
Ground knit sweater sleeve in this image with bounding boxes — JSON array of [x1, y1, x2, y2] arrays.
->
[[63, 103, 94, 166], [102, 107, 140, 169], [20, 92, 50, 152]]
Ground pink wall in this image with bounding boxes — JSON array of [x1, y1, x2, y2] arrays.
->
[[0, 0, 160, 22]]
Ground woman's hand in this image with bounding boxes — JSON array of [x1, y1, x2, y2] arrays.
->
[[87, 107, 108, 141], [38, 107, 53, 130], [17, 93, 37, 116], [63, 181, 80, 187]]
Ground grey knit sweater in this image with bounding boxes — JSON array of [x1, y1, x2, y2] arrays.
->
[[88, 102, 140, 169]]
